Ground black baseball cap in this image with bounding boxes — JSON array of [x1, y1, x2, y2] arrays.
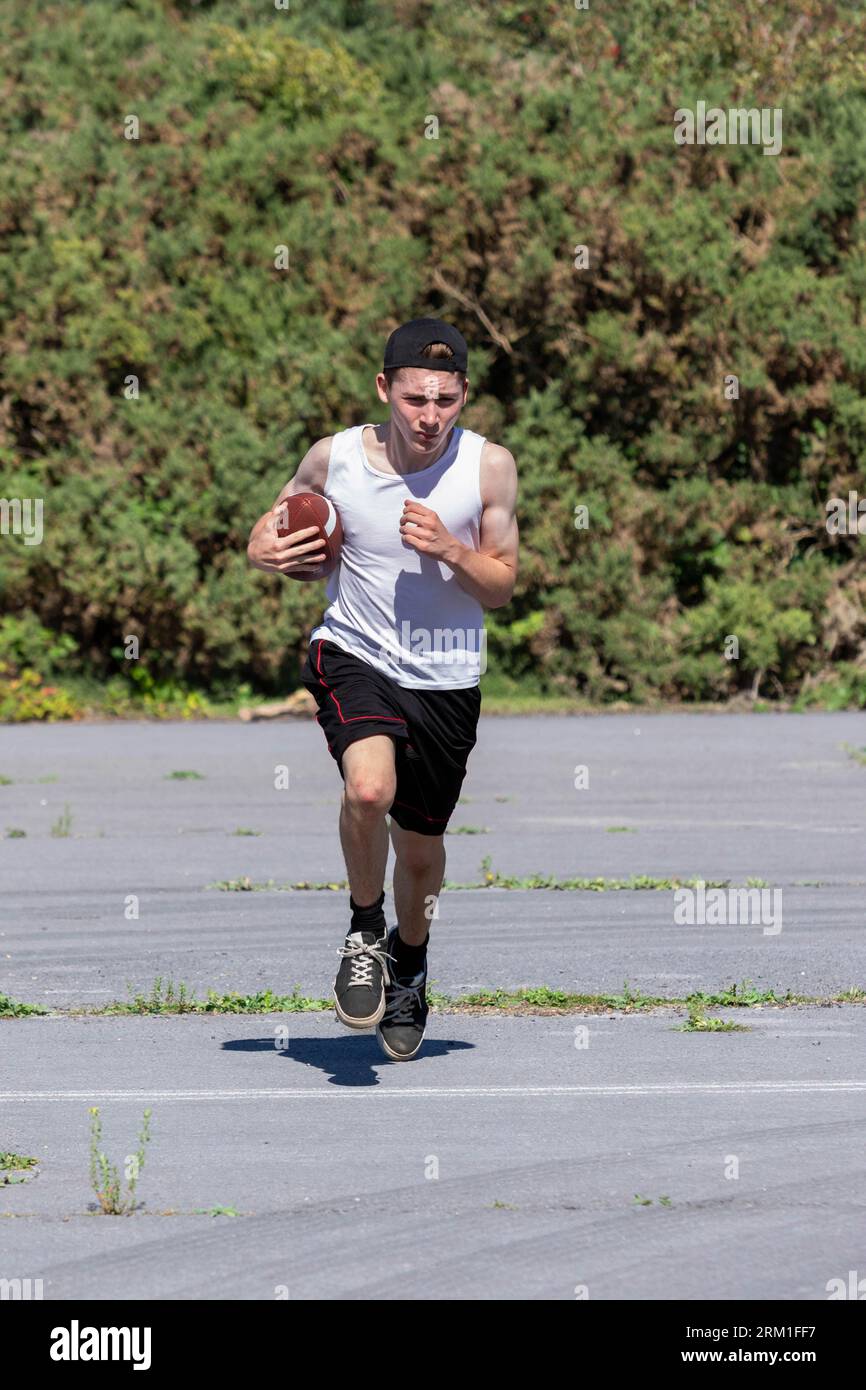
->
[[383, 317, 468, 375]]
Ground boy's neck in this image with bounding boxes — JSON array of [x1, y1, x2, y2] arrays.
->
[[372, 420, 454, 474]]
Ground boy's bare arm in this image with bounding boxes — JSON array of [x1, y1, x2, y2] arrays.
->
[[442, 442, 518, 609], [247, 436, 332, 574]]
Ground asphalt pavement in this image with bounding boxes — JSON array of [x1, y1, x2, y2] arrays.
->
[[1, 711, 864, 1299]]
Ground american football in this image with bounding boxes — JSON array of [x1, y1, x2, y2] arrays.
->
[[275, 492, 343, 580]]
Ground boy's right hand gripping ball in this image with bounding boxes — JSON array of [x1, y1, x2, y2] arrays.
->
[[275, 493, 343, 581]]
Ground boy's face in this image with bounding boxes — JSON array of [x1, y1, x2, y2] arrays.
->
[[376, 367, 469, 455]]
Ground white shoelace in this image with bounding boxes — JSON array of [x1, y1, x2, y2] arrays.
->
[[384, 976, 424, 1025], [337, 936, 393, 988]]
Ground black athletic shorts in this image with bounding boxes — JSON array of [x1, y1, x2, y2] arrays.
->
[[300, 637, 482, 836]]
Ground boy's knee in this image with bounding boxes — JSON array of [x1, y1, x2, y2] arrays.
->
[[341, 735, 397, 813], [394, 828, 445, 874], [343, 778, 395, 814]]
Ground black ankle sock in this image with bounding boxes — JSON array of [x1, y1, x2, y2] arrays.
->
[[349, 890, 386, 940], [392, 928, 429, 979]]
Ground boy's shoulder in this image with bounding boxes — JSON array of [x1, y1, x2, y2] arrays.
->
[[281, 435, 334, 499], [478, 438, 517, 507], [480, 438, 516, 468]]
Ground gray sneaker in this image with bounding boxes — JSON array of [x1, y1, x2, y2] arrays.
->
[[333, 930, 394, 1029], [376, 928, 429, 1061]]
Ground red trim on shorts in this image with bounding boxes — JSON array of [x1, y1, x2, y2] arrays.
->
[[391, 799, 448, 823], [313, 639, 407, 729]]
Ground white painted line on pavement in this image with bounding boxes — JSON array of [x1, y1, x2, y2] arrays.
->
[[1, 1082, 865, 1101]]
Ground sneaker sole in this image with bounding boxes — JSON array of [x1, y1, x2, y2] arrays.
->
[[333, 988, 386, 1030], [375, 1024, 426, 1061]]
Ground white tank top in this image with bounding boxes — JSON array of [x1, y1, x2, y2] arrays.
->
[[310, 423, 486, 688]]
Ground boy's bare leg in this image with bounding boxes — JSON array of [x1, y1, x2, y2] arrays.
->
[[389, 821, 445, 946], [338, 734, 446, 944], [339, 736, 397, 906]]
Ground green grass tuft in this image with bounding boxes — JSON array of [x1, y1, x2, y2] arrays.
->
[[677, 1000, 750, 1032], [0, 993, 49, 1016], [50, 803, 73, 837], [0, 1152, 39, 1185], [104, 978, 332, 1015]]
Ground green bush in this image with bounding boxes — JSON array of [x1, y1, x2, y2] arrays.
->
[[0, 616, 78, 676], [0, 662, 81, 723], [1, 0, 864, 706]]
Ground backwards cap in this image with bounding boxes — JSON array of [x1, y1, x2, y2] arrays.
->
[[383, 317, 468, 374]]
